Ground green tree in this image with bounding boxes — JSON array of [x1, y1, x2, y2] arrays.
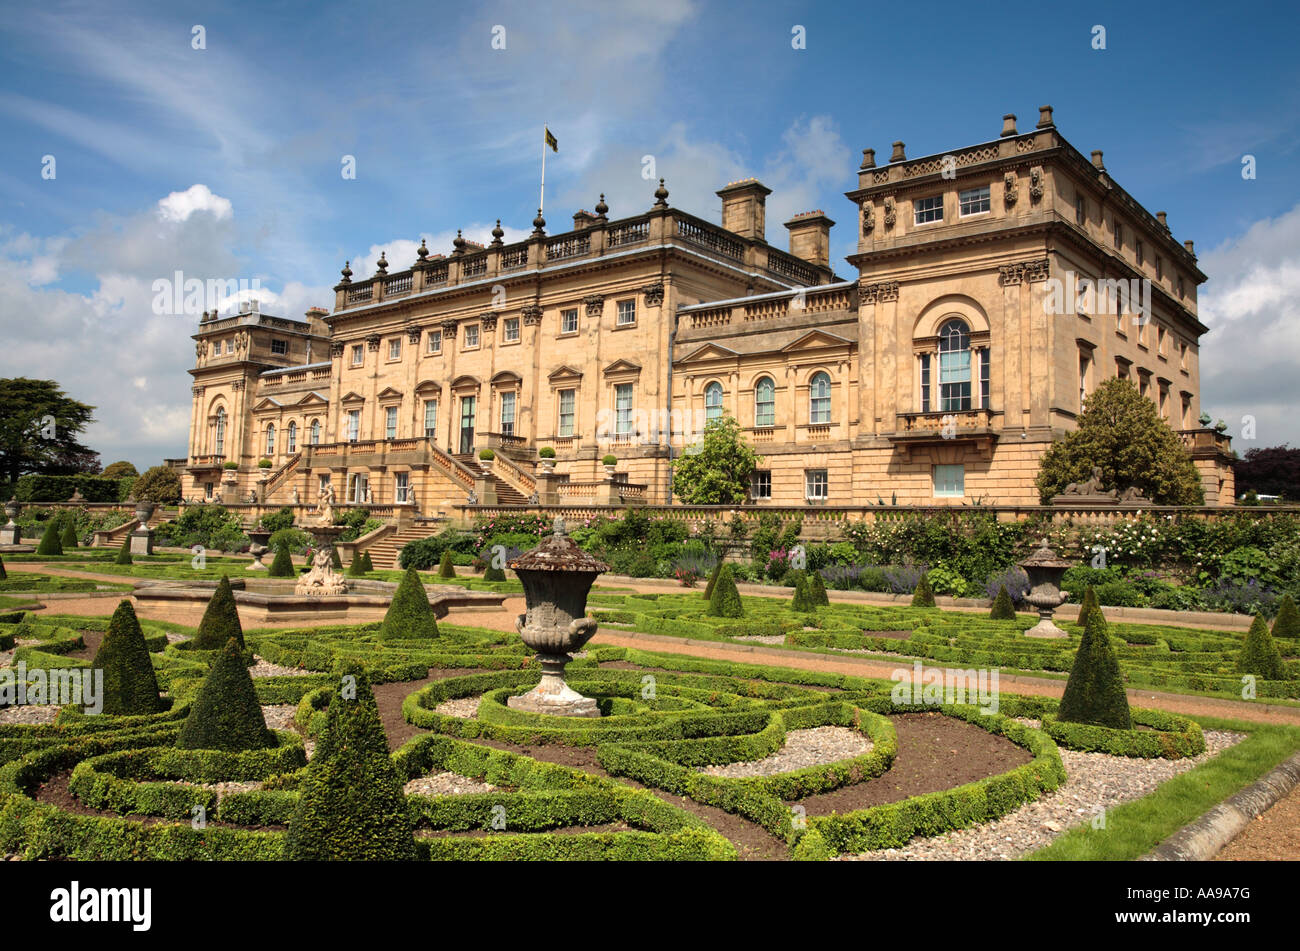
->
[[285, 665, 418, 861], [380, 567, 439, 639], [1058, 609, 1131, 729], [989, 584, 1016, 620], [175, 638, 276, 751], [92, 600, 166, 716], [706, 564, 744, 618], [437, 550, 456, 579], [1237, 615, 1285, 680], [791, 575, 814, 612], [361, 551, 374, 573], [1272, 594, 1300, 639], [268, 544, 295, 577], [193, 575, 245, 650], [1075, 587, 1103, 632], [0, 378, 99, 484], [115, 535, 133, 565], [0, 553, 6, 580], [131, 465, 182, 503], [1036, 377, 1202, 504], [35, 516, 63, 556], [671, 414, 761, 505], [60, 517, 79, 549], [703, 559, 723, 601], [807, 571, 830, 607], [101, 461, 139, 479], [347, 551, 368, 577], [911, 574, 936, 608]]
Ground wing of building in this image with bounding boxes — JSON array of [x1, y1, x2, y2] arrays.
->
[[182, 106, 1234, 519]]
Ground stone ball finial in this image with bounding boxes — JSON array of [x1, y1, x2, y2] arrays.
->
[[375, 251, 388, 274], [340, 260, 353, 282], [416, 238, 429, 260], [595, 193, 608, 217], [491, 219, 505, 245], [653, 178, 669, 207], [532, 209, 546, 235], [453, 229, 467, 253]]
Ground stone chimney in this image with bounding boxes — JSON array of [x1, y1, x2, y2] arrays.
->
[[716, 179, 772, 241], [1000, 114, 1018, 137], [1036, 105, 1055, 128], [1091, 150, 1105, 170], [1156, 211, 1169, 230], [784, 211, 835, 268], [572, 209, 599, 230], [890, 141, 907, 163], [1183, 239, 1195, 256], [305, 306, 329, 337]]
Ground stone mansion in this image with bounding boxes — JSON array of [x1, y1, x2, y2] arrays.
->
[[182, 106, 1234, 514]]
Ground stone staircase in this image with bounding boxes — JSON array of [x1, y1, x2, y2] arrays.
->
[[363, 523, 443, 570], [452, 454, 529, 505]]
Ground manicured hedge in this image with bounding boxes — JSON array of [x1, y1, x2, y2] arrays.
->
[[1041, 708, 1206, 759]]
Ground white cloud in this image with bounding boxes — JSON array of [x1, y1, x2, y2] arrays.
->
[[157, 184, 233, 223]]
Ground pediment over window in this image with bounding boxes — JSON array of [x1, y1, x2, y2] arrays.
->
[[491, 370, 522, 386], [602, 359, 642, 376], [376, 387, 404, 402], [339, 390, 366, 404], [414, 379, 442, 395], [547, 365, 583, 382], [677, 343, 739, 364], [781, 330, 852, 353], [252, 397, 283, 412], [297, 391, 329, 407], [450, 375, 481, 391]]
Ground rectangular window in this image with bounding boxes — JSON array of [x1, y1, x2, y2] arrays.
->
[[1159, 385, 1169, 419], [805, 469, 828, 501], [1155, 256, 1163, 280], [1075, 194, 1087, 226], [204, 482, 214, 500], [750, 470, 772, 500], [561, 308, 578, 334], [287, 426, 297, 453], [1157, 324, 1167, 356], [1139, 374, 1150, 398], [500, 392, 516, 436], [1179, 341, 1188, 371], [1079, 351, 1092, 406], [614, 383, 633, 435], [1113, 218, 1123, 249], [395, 472, 409, 504], [920, 353, 931, 413], [616, 300, 636, 326], [1135, 240, 1144, 267], [388, 338, 402, 360], [503, 317, 520, 342], [385, 406, 398, 439], [225, 339, 234, 354], [347, 410, 360, 442], [423, 400, 438, 439], [271, 339, 288, 355], [939, 349, 971, 411], [464, 324, 480, 348], [427, 330, 442, 354], [755, 383, 775, 428], [558, 389, 575, 437], [1116, 360, 1130, 381], [958, 185, 990, 216], [1177, 277, 1185, 299], [351, 344, 364, 366], [914, 194, 944, 224], [979, 348, 990, 408], [933, 464, 965, 498]]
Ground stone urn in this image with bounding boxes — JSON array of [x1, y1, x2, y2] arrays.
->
[[538, 457, 556, 475], [246, 529, 271, 571], [134, 500, 156, 525], [507, 517, 609, 717], [603, 464, 617, 478], [1018, 539, 1073, 638], [0, 500, 19, 545], [295, 525, 348, 596], [3, 501, 18, 527]]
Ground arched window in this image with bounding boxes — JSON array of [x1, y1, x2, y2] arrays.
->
[[265, 423, 276, 457], [755, 377, 776, 428], [287, 421, 297, 453], [213, 407, 226, 455], [310, 419, 321, 445], [938, 319, 972, 411], [809, 372, 831, 424], [704, 381, 723, 423]]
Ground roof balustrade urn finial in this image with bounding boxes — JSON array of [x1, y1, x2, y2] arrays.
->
[[374, 252, 388, 275], [653, 178, 669, 207], [490, 220, 505, 246], [532, 209, 546, 236], [595, 194, 608, 218]]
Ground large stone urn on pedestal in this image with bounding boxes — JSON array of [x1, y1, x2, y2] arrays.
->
[[1019, 539, 1073, 639], [507, 517, 609, 718], [295, 524, 348, 596], [0, 501, 20, 545], [130, 501, 156, 556], [246, 529, 271, 571]]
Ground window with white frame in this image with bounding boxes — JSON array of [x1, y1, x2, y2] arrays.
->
[[464, 324, 480, 348], [287, 421, 297, 453], [805, 469, 828, 500], [809, 372, 831, 424], [558, 389, 575, 437], [750, 470, 772, 500], [310, 419, 320, 444], [423, 400, 438, 439], [755, 377, 775, 427], [959, 185, 990, 216], [933, 464, 964, 497], [914, 194, 944, 225], [346, 409, 360, 442], [271, 339, 288, 355], [500, 391, 516, 436], [265, 424, 275, 457], [919, 354, 931, 413], [616, 299, 636, 326], [214, 408, 226, 455], [395, 471, 409, 503], [385, 405, 398, 439], [979, 348, 990, 408], [427, 330, 442, 354], [226, 339, 234, 354], [614, 383, 634, 436], [938, 319, 972, 411], [351, 344, 364, 366], [204, 481, 214, 500], [561, 308, 578, 334], [503, 316, 520, 342], [704, 382, 723, 423], [388, 338, 402, 360]]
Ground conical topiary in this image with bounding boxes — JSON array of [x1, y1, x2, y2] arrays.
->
[[1057, 608, 1131, 729], [0, 553, 6, 580], [807, 571, 830, 607], [35, 517, 64, 556], [989, 584, 1016, 620], [92, 600, 166, 716], [1237, 614, 1285, 680], [60, 517, 79, 549], [268, 543, 295, 577], [193, 575, 245, 650], [380, 566, 438, 638], [911, 573, 935, 608], [115, 535, 133, 566], [1272, 594, 1300, 640], [285, 665, 418, 861], [437, 549, 456, 579], [1075, 586, 1103, 632], [330, 545, 343, 571], [347, 552, 367, 578], [176, 637, 276, 751], [791, 576, 814, 612], [707, 564, 744, 618], [361, 551, 374, 573], [703, 559, 723, 600], [483, 562, 506, 582]]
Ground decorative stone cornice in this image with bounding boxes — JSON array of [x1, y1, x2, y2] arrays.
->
[[406, 325, 423, 344], [231, 380, 246, 391], [440, 318, 458, 339], [191, 385, 204, 398], [861, 281, 899, 303], [329, 342, 345, 358], [641, 282, 664, 306], [999, 258, 1051, 286], [480, 313, 498, 331], [521, 304, 543, 326], [583, 294, 605, 316], [366, 334, 381, 352]]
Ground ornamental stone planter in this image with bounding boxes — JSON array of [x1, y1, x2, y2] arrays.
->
[[247, 530, 271, 571], [130, 501, 157, 556], [0, 501, 19, 545], [1019, 539, 1073, 638], [295, 525, 348, 596], [507, 517, 609, 718]]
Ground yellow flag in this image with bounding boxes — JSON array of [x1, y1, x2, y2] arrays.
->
[[545, 127, 558, 152]]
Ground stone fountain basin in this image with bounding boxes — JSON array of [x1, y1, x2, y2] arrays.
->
[[131, 577, 506, 626]]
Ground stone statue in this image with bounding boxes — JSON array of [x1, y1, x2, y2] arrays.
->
[[1061, 467, 1116, 498], [364, 484, 374, 505], [290, 487, 300, 505], [295, 544, 348, 596], [314, 482, 336, 524], [466, 489, 478, 505], [1117, 485, 1150, 505]]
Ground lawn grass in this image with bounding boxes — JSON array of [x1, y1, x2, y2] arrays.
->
[[1025, 714, 1300, 861]]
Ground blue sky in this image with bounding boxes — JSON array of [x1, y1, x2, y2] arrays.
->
[[1, 0, 1298, 467]]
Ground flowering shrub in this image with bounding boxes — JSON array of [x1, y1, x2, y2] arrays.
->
[[984, 567, 1031, 604]]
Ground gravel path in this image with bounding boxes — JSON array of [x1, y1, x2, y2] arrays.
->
[[249, 656, 312, 678], [164, 779, 263, 799], [435, 696, 483, 719], [1216, 779, 1300, 860], [730, 634, 787, 645], [0, 704, 61, 725], [260, 704, 297, 731], [843, 729, 1246, 860], [404, 771, 498, 797], [700, 726, 872, 778]]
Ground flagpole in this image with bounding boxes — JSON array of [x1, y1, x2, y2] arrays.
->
[[540, 125, 547, 216]]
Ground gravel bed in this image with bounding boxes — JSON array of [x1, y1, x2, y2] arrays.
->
[[730, 634, 787, 645], [249, 656, 312, 678], [844, 729, 1246, 860], [0, 704, 62, 725], [0, 650, 12, 668], [260, 704, 297, 731], [700, 726, 872, 778], [435, 696, 483, 719], [404, 771, 498, 797], [163, 779, 263, 799], [165, 633, 188, 644]]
